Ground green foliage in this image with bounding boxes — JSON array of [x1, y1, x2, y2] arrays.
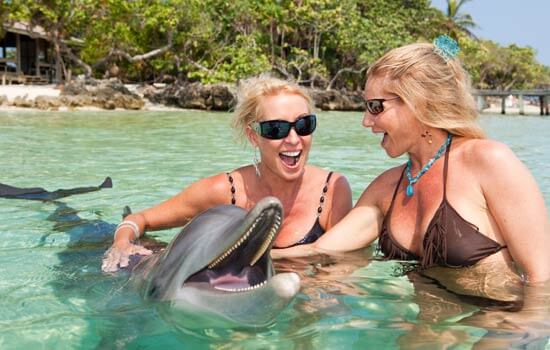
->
[[188, 34, 271, 83], [445, 0, 477, 37], [2, 0, 547, 89], [459, 33, 549, 89]]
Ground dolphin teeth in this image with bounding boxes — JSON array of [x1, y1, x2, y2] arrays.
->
[[209, 208, 282, 269], [213, 280, 269, 293], [250, 212, 282, 266], [207, 210, 265, 268]]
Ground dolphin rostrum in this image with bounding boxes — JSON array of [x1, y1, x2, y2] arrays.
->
[[131, 196, 301, 329]]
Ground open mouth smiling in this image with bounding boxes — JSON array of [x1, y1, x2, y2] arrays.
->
[[279, 151, 301, 166]]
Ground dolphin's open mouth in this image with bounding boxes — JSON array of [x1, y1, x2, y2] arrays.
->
[[184, 200, 282, 293]]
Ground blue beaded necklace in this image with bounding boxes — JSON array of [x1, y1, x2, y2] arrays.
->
[[405, 133, 452, 197]]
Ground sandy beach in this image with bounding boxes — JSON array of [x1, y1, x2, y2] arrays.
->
[[0, 84, 181, 112], [1, 84, 61, 100]]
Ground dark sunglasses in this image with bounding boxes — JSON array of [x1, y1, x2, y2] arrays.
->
[[365, 96, 400, 115], [252, 114, 317, 140]]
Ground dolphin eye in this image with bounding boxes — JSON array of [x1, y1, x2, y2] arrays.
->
[[148, 285, 158, 298]]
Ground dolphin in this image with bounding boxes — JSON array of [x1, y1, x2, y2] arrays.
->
[[130, 196, 301, 329], [0, 177, 112, 201]]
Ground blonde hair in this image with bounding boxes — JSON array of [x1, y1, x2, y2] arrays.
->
[[367, 42, 485, 139], [232, 74, 314, 141]]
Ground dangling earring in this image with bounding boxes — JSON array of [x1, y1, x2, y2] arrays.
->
[[421, 130, 433, 144], [253, 147, 261, 177]]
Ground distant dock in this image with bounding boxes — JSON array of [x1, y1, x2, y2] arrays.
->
[[472, 89, 550, 116]]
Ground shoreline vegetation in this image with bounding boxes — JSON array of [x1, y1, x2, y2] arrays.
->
[[1, 0, 548, 108], [2, 0, 549, 115], [0, 79, 543, 115]]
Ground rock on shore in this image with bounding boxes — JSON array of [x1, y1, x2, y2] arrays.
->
[[0, 79, 144, 111], [145, 82, 365, 111], [0, 79, 365, 112], [145, 82, 235, 111]]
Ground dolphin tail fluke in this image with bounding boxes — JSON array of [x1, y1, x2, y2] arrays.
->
[[100, 177, 113, 189], [0, 177, 113, 201]]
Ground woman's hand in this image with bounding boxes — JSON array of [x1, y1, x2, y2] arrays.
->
[[101, 240, 152, 272], [271, 244, 317, 259]]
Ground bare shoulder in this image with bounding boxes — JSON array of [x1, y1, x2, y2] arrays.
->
[[194, 172, 231, 190], [305, 165, 347, 185], [304, 166, 352, 206], [186, 172, 233, 206], [357, 164, 406, 206], [370, 164, 406, 191], [457, 138, 521, 173]]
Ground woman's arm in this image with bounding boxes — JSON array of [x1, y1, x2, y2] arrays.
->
[[272, 179, 384, 259], [325, 173, 353, 229], [478, 141, 550, 283], [102, 173, 231, 272]]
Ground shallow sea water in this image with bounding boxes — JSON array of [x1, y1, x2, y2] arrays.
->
[[0, 110, 549, 349]]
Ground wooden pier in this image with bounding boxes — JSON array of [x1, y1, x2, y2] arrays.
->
[[472, 89, 550, 116]]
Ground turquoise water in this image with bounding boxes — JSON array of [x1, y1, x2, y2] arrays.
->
[[0, 110, 549, 349]]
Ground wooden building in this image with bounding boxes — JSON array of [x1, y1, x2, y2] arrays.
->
[[0, 22, 57, 85]]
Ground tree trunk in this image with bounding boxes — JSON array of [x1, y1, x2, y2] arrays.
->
[[64, 46, 92, 78], [270, 21, 275, 65], [327, 66, 367, 90], [93, 31, 173, 68], [53, 39, 64, 82], [280, 30, 285, 60], [313, 30, 321, 60]]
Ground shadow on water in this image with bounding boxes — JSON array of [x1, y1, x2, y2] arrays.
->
[[389, 263, 550, 349]]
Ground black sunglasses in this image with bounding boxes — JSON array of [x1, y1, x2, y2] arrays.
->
[[365, 96, 400, 115], [252, 114, 317, 140]]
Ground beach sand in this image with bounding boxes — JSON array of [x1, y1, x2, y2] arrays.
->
[[1, 84, 61, 100], [0, 84, 180, 112]]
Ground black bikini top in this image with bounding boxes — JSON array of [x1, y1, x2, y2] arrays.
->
[[378, 139, 506, 268], [226, 171, 333, 249]]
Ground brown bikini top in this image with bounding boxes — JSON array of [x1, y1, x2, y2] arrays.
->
[[378, 139, 506, 268]]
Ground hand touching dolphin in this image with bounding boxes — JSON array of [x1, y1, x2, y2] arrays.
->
[[130, 196, 301, 328]]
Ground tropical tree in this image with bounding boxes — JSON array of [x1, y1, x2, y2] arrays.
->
[[3, 0, 547, 89], [445, 0, 477, 38], [0, 1, 10, 37]]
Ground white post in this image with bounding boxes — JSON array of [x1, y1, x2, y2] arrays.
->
[[477, 95, 485, 112], [518, 94, 524, 115]]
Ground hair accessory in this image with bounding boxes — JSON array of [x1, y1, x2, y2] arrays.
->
[[115, 220, 140, 241], [433, 35, 460, 62], [405, 134, 452, 197]]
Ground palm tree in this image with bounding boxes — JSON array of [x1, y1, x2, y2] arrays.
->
[[445, 0, 477, 38]]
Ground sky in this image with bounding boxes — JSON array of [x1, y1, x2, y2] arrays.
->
[[430, 0, 550, 66]]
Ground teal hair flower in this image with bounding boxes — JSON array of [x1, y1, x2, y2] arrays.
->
[[433, 35, 460, 62]]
